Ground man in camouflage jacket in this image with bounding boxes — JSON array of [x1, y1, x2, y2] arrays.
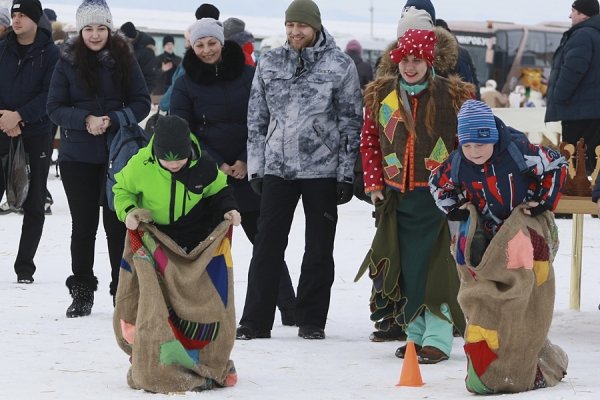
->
[[238, 0, 363, 340]]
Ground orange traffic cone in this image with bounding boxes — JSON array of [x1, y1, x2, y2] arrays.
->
[[396, 341, 424, 387]]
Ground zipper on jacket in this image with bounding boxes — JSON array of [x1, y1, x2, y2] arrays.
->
[[169, 176, 177, 224]]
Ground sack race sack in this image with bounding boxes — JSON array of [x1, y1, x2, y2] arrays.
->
[[106, 108, 149, 211], [452, 204, 568, 394], [113, 221, 237, 393], [3, 137, 30, 209]]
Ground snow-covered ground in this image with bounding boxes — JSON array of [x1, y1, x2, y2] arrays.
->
[[1, 174, 599, 399]]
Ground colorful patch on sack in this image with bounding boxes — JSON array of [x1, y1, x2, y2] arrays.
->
[[119, 258, 132, 273], [120, 319, 136, 344], [453, 218, 471, 266], [128, 229, 143, 253], [159, 340, 195, 369], [533, 260, 550, 286], [168, 308, 220, 350], [216, 237, 233, 268], [527, 227, 549, 261], [465, 324, 499, 350], [506, 230, 534, 269], [424, 138, 450, 171], [186, 349, 200, 364], [464, 341, 498, 378], [207, 255, 229, 306], [153, 246, 168, 276], [465, 354, 494, 394]]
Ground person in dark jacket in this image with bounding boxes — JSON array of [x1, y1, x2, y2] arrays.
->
[[434, 18, 480, 98], [0, 0, 59, 283], [170, 18, 297, 325], [119, 21, 157, 93], [152, 34, 181, 97], [46, 0, 150, 318], [345, 39, 373, 90], [545, 0, 600, 174]]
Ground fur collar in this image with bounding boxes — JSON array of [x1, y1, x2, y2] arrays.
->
[[182, 40, 246, 85], [60, 36, 117, 68]]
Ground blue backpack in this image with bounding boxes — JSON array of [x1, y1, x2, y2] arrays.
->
[[106, 108, 149, 211]]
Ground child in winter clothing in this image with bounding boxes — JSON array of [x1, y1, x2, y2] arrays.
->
[[429, 100, 568, 264], [113, 115, 240, 252]]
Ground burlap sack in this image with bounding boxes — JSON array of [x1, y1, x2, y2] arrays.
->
[[452, 204, 568, 393], [113, 221, 237, 393]]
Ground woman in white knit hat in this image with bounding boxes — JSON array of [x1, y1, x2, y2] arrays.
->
[[47, 0, 150, 318], [170, 17, 298, 327]]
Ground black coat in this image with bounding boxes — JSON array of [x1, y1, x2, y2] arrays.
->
[[171, 41, 259, 212], [0, 27, 59, 137], [47, 39, 151, 164], [545, 15, 600, 122], [347, 51, 373, 90]]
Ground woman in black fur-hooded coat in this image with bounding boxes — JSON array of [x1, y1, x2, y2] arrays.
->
[[170, 18, 297, 321]]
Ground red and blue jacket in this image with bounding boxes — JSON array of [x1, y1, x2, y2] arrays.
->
[[429, 118, 568, 235]]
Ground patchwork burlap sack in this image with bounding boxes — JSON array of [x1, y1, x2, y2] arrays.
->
[[452, 204, 568, 394], [113, 221, 237, 393]]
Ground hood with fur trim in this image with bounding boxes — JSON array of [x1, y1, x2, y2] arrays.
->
[[376, 26, 459, 78], [182, 40, 246, 85]]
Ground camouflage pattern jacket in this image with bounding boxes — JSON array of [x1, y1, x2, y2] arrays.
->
[[246, 27, 363, 182]]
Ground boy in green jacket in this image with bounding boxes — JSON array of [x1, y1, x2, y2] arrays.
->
[[113, 115, 240, 252]]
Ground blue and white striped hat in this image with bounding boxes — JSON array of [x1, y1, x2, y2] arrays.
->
[[457, 100, 499, 145]]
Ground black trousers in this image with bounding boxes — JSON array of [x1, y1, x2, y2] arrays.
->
[[240, 176, 338, 331], [562, 119, 600, 174], [240, 210, 296, 311], [60, 161, 126, 295], [0, 133, 52, 279]]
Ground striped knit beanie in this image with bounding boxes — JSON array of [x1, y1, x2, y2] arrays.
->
[[76, 0, 112, 32], [457, 100, 499, 145]]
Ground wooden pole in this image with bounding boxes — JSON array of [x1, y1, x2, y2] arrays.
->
[[569, 213, 584, 310]]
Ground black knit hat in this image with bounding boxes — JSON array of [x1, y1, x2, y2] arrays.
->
[[11, 0, 43, 23], [572, 0, 599, 16], [162, 34, 174, 47], [195, 3, 220, 20], [153, 115, 192, 161], [119, 21, 137, 39]]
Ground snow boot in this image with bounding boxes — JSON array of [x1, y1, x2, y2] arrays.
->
[[66, 275, 97, 318]]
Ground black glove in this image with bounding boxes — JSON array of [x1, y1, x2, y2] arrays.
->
[[447, 208, 470, 221], [336, 182, 353, 205], [250, 178, 263, 195], [528, 203, 549, 217]]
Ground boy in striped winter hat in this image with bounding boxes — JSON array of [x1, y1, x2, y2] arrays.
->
[[429, 100, 568, 264]]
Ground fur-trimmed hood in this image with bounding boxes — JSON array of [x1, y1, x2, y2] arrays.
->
[[182, 40, 246, 85], [376, 26, 459, 78]]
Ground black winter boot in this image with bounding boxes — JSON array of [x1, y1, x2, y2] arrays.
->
[[66, 275, 97, 318]]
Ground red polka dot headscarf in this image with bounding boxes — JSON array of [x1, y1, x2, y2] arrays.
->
[[389, 28, 437, 65]]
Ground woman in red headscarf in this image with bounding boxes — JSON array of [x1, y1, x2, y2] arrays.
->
[[355, 28, 474, 364]]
